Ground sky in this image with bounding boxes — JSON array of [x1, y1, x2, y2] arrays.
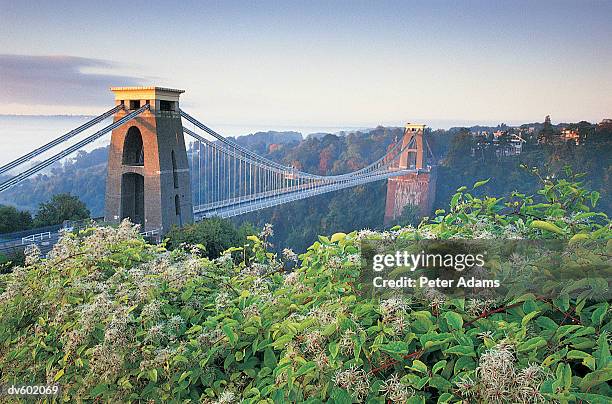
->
[[0, 0, 611, 131]]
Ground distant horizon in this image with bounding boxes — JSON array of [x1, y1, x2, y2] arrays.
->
[[0, 113, 605, 134]]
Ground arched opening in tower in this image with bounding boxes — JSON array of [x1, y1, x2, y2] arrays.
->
[[123, 126, 144, 166], [121, 172, 145, 226], [175, 194, 182, 226], [171, 150, 179, 188]]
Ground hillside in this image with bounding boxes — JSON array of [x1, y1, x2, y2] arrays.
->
[[1, 122, 610, 252]]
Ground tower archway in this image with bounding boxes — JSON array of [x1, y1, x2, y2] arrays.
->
[[121, 172, 145, 226], [122, 126, 144, 165]]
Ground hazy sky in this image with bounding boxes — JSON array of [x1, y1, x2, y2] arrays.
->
[[1, 0, 611, 129]]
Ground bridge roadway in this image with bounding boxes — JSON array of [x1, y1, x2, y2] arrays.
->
[[194, 168, 424, 219]]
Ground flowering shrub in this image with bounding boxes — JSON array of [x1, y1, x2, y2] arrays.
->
[[0, 170, 610, 403]]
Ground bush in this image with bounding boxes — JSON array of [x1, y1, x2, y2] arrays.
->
[[0, 169, 610, 402], [33, 193, 90, 227], [165, 217, 254, 259], [0, 204, 33, 234], [0, 250, 25, 274]]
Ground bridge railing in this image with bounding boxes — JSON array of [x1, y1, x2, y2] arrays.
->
[[140, 228, 162, 244], [21, 232, 52, 244]]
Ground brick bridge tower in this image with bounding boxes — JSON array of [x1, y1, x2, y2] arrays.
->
[[105, 87, 193, 233], [384, 123, 437, 225]]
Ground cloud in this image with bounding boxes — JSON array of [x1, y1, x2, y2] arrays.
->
[[0, 54, 146, 107]]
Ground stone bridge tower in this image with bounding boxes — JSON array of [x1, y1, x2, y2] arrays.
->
[[384, 123, 437, 225], [105, 87, 193, 233]]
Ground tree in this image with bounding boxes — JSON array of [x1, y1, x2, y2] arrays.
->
[[444, 129, 474, 167], [0, 205, 33, 234], [538, 115, 556, 144], [33, 193, 90, 227], [396, 203, 421, 227], [165, 217, 251, 258]]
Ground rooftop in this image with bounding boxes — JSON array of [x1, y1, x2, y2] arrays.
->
[[110, 86, 185, 94], [110, 86, 185, 102]]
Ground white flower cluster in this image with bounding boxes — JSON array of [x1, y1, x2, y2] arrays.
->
[[466, 298, 497, 317], [87, 344, 124, 383], [356, 229, 378, 241], [380, 297, 409, 335], [79, 220, 140, 260], [327, 255, 344, 270], [214, 390, 236, 404], [346, 253, 361, 266], [282, 248, 298, 262], [47, 232, 80, 263], [24, 244, 41, 266], [140, 347, 175, 371], [283, 271, 299, 286], [456, 342, 550, 403], [303, 330, 324, 355], [379, 373, 414, 402], [308, 306, 337, 327], [259, 223, 274, 241], [338, 328, 357, 356], [140, 299, 163, 321], [333, 365, 370, 401]]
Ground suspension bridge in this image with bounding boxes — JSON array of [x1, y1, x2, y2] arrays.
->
[[0, 86, 435, 253]]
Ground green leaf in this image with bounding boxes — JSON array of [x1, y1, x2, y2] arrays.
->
[[407, 396, 426, 404], [521, 310, 540, 327], [432, 360, 447, 374], [271, 334, 293, 349], [563, 363, 572, 391], [444, 345, 476, 356], [222, 324, 237, 345], [429, 375, 452, 392], [264, 347, 277, 369], [54, 369, 65, 381], [530, 220, 564, 235], [148, 368, 158, 383], [567, 350, 596, 370], [380, 341, 410, 355], [330, 387, 352, 404], [594, 333, 610, 370], [178, 370, 192, 383], [579, 368, 612, 391], [450, 193, 461, 208], [410, 359, 428, 374], [90, 383, 109, 397], [295, 362, 316, 377], [443, 345, 475, 357], [243, 326, 259, 335], [330, 232, 347, 243], [473, 178, 490, 189], [542, 347, 568, 367], [181, 287, 194, 301], [591, 304, 608, 326], [518, 337, 547, 352], [186, 324, 202, 334], [454, 356, 475, 373], [329, 341, 339, 359], [590, 191, 600, 207], [321, 322, 337, 336], [573, 392, 610, 404], [437, 392, 454, 403], [443, 311, 463, 330]]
